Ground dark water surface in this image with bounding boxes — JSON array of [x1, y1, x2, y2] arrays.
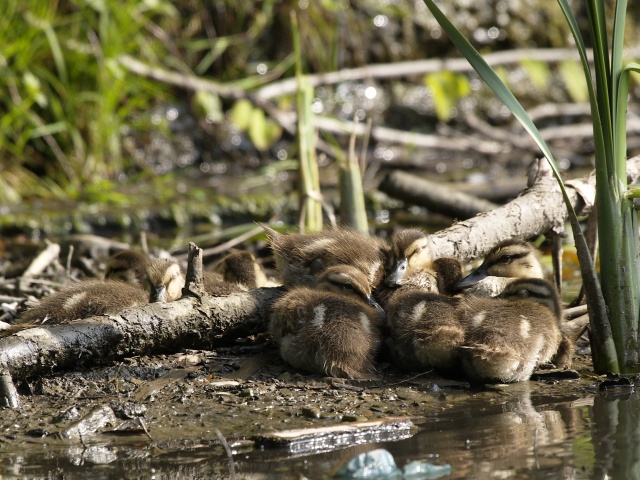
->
[[3, 381, 639, 479]]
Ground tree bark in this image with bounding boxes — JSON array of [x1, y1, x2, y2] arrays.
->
[[422, 156, 640, 262]]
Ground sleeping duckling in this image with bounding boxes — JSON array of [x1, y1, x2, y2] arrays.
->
[[262, 225, 388, 290], [214, 250, 266, 287], [203, 250, 279, 296], [104, 249, 149, 287], [385, 288, 463, 373], [456, 239, 545, 296], [16, 257, 185, 327], [145, 258, 185, 303], [458, 278, 567, 383], [269, 265, 385, 379], [376, 229, 463, 307]]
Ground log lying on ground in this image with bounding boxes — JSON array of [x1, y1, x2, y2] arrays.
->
[[424, 156, 640, 262], [378, 171, 499, 219], [0, 288, 282, 379]]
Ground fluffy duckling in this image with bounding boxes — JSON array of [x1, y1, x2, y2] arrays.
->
[[214, 250, 273, 288], [385, 287, 463, 373], [203, 250, 279, 295], [145, 258, 185, 303], [385, 229, 437, 288], [262, 225, 388, 290], [376, 229, 463, 307], [458, 278, 567, 383], [104, 249, 149, 287], [16, 257, 186, 327], [456, 239, 545, 296], [17, 280, 149, 326], [269, 265, 385, 379]]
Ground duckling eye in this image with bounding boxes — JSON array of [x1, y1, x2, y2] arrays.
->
[[499, 254, 513, 263], [516, 289, 528, 297]]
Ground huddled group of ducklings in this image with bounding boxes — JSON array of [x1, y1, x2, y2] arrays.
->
[[266, 227, 573, 383], [15, 226, 573, 384], [14, 249, 274, 332]]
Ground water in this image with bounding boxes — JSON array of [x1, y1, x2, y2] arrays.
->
[[3, 379, 640, 479]]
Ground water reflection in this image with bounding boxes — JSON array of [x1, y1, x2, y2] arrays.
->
[[592, 388, 640, 479]]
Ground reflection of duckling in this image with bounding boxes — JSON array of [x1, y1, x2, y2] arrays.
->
[[269, 265, 385, 379], [459, 278, 567, 383], [456, 239, 545, 296], [262, 225, 388, 289], [104, 250, 149, 287]]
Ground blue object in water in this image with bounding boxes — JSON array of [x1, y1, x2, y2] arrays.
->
[[334, 449, 451, 479]]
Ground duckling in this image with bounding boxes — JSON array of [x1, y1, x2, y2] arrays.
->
[[16, 257, 186, 327], [262, 225, 388, 289], [376, 229, 463, 307], [385, 287, 463, 373], [202, 250, 279, 296], [213, 250, 273, 288], [458, 278, 567, 383], [104, 249, 149, 287], [17, 280, 149, 326], [456, 239, 545, 296], [145, 258, 185, 303], [269, 265, 385, 379], [385, 229, 437, 288]]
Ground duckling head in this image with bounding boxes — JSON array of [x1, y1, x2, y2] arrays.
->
[[316, 265, 385, 318], [105, 250, 149, 287], [214, 250, 268, 289], [456, 239, 544, 289], [499, 278, 562, 319], [145, 258, 185, 303], [385, 229, 434, 287]]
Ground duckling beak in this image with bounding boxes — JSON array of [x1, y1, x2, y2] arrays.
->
[[150, 285, 167, 303], [456, 266, 488, 289], [385, 258, 408, 287], [366, 295, 386, 318]]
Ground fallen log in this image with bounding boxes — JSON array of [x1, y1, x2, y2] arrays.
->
[[378, 171, 499, 220], [426, 155, 640, 262], [0, 287, 281, 379]]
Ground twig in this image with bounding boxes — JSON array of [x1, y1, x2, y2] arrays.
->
[[18, 243, 61, 293], [183, 243, 205, 299]]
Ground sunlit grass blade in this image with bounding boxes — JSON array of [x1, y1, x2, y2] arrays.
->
[[292, 11, 322, 233]]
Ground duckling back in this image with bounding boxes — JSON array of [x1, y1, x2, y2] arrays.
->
[[269, 265, 384, 379], [264, 226, 388, 289], [458, 278, 565, 383], [384, 288, 463, 372], [104, 249, 149, 287], [18, 279, 148, 325]]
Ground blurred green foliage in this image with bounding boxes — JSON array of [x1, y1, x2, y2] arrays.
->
[[2, 0, 637, 208]]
